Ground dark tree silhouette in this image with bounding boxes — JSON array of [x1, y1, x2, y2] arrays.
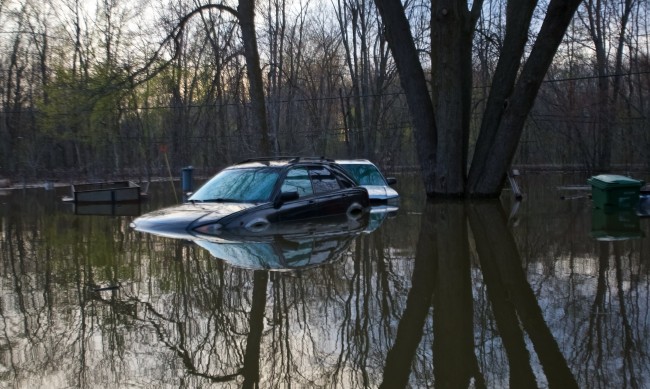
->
[[374, 0, 583, 197]]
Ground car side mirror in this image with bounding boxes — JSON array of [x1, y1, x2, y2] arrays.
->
[[386, 177, 397, 186], [274, 191, 299, 208]]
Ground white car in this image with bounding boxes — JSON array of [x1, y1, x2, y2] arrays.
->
[[336, 159, 399, 203]]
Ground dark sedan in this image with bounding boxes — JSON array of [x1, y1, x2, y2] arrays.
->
[[131, 157, 370, 239]]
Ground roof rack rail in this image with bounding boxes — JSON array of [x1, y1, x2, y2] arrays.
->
[[294, 156, 335, 163], [235, 156, 299, 165], [235, 156, 334, 165]]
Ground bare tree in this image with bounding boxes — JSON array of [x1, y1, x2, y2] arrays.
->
[[2, 2, 27, 174], [299, 12, 346, 154], [333, 0, 396, 160], [374, 0, 583, 197], [140, 1, 271, 157], [238, 0, 272, 155], [578, 0, 637, 171]]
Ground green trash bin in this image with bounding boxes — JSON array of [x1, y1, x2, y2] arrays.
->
[[591, 208, 643, 241], [587, 174, 644, 210]]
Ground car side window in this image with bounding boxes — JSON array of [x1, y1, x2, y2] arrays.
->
[[334, 169, 355, 188], [281, 168, 313, 197], [310, 167, 342, 193]]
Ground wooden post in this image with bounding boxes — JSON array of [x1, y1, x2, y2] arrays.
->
[[508, 169, 523, 200]]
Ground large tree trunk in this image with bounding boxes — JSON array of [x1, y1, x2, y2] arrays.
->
[[373, 0, 438, 195], [238, 0, 272, 155], [430, 1, 476, 196]]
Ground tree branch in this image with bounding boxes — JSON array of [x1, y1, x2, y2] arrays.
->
[[127, 4, 239, 88]]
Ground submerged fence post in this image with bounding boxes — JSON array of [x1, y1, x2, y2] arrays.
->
[[508, 169, 523, 200], [181, 166, 194, 199]]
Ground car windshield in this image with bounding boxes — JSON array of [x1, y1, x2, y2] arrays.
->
[[341, 164, 386, 186], [189, 167, 279, 203]]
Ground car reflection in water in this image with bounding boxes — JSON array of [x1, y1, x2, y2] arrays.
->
[[135, 212, 383, 271], [194, 213, 371, 271], [366, 204, 399, 233], [132, 205, 398, 271]]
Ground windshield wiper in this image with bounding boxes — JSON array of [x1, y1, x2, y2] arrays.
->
[[201, 198, 238, 203], [191, 197, 260, 203], [188, 198, 224, 203]]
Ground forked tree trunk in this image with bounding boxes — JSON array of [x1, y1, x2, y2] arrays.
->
[[376, 0, 582, 198], [467, 0, 583, 196]]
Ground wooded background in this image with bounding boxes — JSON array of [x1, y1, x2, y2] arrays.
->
[[1, 0, 648, 182]]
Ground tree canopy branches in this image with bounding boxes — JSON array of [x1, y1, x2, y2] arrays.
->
[[1, 0, 649, 190]]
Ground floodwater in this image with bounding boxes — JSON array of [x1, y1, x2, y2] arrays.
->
[[1, 173, 649, 388]]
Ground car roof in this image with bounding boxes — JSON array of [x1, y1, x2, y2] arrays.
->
[[229, 161, 291, 168], [335, 159, 374, 165], [231, 156, 338, 169], [227, 157, 360, 184]]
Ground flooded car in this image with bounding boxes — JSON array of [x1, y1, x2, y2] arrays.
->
[[131, 157, 370, 238], [336, 159, 399, 203]]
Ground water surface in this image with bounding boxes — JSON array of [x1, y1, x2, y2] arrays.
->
[[1, 173, 648, 388]]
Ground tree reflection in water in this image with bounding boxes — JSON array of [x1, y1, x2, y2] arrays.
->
[[0, 181, 649, 387], [469, 200, 578, 389]]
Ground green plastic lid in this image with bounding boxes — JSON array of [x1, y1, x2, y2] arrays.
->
[[588, 174, 644, 188]]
